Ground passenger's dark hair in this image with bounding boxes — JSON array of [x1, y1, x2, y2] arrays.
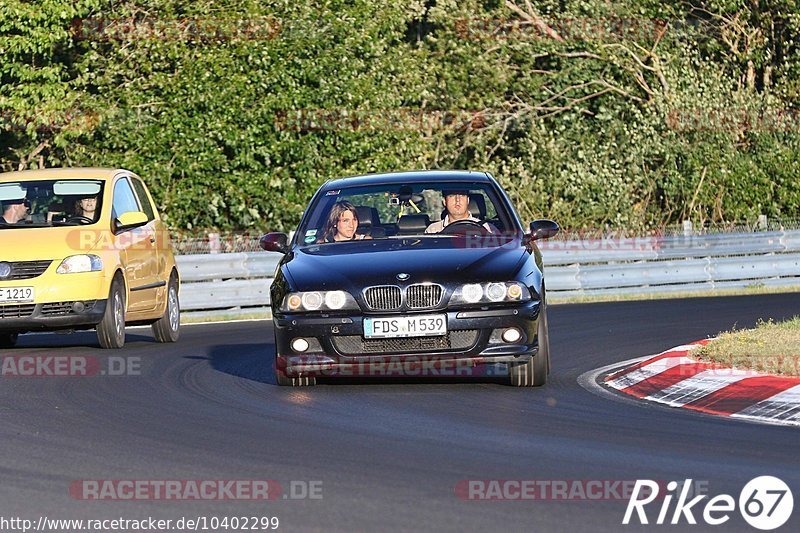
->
[[321, 201, 358, 242]]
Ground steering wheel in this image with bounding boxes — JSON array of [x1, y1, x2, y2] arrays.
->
[[439, 219, 490, 236], [67, 215, 95, 225]]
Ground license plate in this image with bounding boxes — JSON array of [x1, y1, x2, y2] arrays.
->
[[0, 286, 34, 302], [364, 314, 447, 339]]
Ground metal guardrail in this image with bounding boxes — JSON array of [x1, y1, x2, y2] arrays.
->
[[177, 230, 800, 317], [176, 253, 280, 318], [543, 229, 800, 298]]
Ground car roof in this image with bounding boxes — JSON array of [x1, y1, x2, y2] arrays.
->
[[323, 169, 494, 189], [0, 167, 128, 183]]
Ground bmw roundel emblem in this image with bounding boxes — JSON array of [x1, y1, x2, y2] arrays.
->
[[396, 272, 410, 281], [0, 262, 11, 279]]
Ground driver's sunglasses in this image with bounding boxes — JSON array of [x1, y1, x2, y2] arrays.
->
[[19, 199, 31, 209]]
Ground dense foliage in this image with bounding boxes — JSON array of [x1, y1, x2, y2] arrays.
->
[[2, 0, 799, 231]]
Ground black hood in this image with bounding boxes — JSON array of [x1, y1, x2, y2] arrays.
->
[[282, 237, 527, 291]]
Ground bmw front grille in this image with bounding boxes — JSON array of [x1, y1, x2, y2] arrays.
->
[[364, 285, 402, 310], [363, 284, 443, 311], [406, 284, 443, 309]]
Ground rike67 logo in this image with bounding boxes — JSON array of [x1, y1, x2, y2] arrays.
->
[[624, 476, 794, 530]]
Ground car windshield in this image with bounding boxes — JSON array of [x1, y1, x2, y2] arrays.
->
[[0, 179, 104, 228], [297, 182, 517, 246]]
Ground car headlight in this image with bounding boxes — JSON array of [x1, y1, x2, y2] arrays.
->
[[56, 254, 103, 274], [449, 282, 531, 305], [281, 290, 358, 313], [461, 283, 483, 303]]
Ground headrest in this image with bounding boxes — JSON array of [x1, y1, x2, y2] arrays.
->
[[397, 214, 431, 234], [355, 206, 378, 227], [468, 193, 486, 219]]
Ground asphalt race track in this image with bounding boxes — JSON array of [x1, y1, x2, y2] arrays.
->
[[1, 293, 799, 532]]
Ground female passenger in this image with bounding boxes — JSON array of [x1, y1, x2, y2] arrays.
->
[[319, 201, 372, 242]]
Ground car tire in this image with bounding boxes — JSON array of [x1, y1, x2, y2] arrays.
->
[[152, 274, 180, 343], [0, 333, 18, 348], [508, 293, 549, 387], [541, 288, 552, 375], [97, 276, 126, 349]]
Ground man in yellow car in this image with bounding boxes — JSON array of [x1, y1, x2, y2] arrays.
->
[[0, 198, 29, 224]]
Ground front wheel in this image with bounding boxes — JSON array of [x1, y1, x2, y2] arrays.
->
[[97, 276, 126, 349], [152, 275, 180, 343], [508, 296, 549, 387], [0, 333, 19, 348]]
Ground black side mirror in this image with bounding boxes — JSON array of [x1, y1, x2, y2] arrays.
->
[[260, 232, 289, 253], [529, 219, 559, 241]]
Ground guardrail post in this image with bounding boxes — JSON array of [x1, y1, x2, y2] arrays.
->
[[209, 232, 221, 254], [758, 214, 768, 231], [682, 220, 693, 237]]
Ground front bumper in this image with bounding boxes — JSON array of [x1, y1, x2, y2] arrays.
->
[[0, 269, 110, 302], [0, 300, 107, 333], [274, 301, 541, 377], [0, 267, 111, 332]]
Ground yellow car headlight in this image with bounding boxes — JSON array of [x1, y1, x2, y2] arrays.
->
[[56, 254, 103, 274]]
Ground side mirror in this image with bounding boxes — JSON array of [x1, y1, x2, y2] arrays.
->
[[260, 232, 289, 253], [529, 219, 559, 241], [115, 211, 149, 232]]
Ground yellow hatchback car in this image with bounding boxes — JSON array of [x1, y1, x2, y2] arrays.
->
[[0, 168, 180, 348]]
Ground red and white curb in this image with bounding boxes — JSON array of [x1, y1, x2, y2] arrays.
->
[[603, 340, 800, 427]]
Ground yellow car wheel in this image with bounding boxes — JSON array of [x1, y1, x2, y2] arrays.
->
[[152, 274, 180, 343], [97, 276, 126, 349]]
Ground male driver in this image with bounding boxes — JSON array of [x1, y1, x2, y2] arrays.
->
[[425, 190, 497, 234], [0, 198, 29, 224]]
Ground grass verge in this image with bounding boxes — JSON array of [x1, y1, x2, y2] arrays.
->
[[695, 316, 800, 377], [181, 311, 271, 324], [548, 284, 800, 305]]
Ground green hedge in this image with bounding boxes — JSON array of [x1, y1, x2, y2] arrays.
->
[[2, 0, 799, 232]]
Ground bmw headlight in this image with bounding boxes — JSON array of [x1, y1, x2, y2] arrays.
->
[[56, 254, 103, 274], [449, 282, 531, 305], [281, 290, 358, 313]]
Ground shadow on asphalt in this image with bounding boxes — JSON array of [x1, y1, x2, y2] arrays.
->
[[13, 330, 155, 349]]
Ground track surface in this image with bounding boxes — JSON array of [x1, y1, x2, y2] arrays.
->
[[1, 293, 799, 532]]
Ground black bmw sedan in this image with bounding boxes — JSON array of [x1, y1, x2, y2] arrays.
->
[[260, 170, 559, 386]]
